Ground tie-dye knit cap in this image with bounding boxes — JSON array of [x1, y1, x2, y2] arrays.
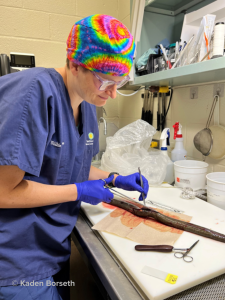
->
[[66, 14, 135, 76]]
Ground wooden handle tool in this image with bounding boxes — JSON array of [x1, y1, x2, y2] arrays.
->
[[135, 245, 174, 252]]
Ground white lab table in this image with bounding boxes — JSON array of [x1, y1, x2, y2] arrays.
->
[[72, 185, 225, 300]]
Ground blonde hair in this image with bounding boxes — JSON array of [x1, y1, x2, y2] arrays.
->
[[66, 58, 88, 73], [66, 58, 70, 69]]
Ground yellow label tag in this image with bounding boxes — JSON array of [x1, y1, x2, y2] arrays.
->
[[165, 274, 178, 284]]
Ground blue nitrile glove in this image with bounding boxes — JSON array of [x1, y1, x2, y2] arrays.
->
[[114, 173, 149, 201], [75, 175, 114, 205]]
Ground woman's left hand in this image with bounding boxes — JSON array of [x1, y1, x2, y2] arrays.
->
[[114, 173, 149, 201]]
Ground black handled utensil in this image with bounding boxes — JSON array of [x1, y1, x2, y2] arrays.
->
[[161, 93, 166, 131], [157, 93, 161, 131], [135, 245, 179, 252], [146, 91, 151, 125], [141, 90, 147, 121], [149, 92, 154, 125]]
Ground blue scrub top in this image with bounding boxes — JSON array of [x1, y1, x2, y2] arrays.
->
[[0, 68, 99, 286]]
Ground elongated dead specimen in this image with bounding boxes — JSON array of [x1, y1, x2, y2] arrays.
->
[[109, 198, 225, 243]]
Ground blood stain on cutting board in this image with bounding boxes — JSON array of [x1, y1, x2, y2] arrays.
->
[[109, 207, 185, 234], [102, 203, 116, 210], [214, 218, 225, 225]]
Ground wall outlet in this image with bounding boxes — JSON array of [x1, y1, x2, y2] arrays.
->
[[213, 83, 224, 97], [190, 87, 198, 99]]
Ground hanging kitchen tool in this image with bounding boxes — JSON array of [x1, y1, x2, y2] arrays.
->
[[164, 94, 167, 128], [141, 91, 145, 121], [150, 92, 155, 125], [193, 95, 218, 159], [157, 93, 161, 131], [208, 95, 225, 159], [148, 92, 153, 125], [148, 92, 152, 125], [161, 93, 166, 131], [145, 91, 149, 123], [159, 93, 163, 131], [148, 88, 172, 131], [141, 90, 146, 121], [141, 89, 148, 122], [146, 91, 151, 125], [164, 89, 173, 130]]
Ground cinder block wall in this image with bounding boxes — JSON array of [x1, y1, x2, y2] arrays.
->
[[0, 0, 131, 138], [0, 0, 130, 68]]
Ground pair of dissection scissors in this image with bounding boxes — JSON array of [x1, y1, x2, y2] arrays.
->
[[101, 179, 135, 202], [101, 167, 146, 204], [173, 240, 199, 262], [135, 240, 199, 263]]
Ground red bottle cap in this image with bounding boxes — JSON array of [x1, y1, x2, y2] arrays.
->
[[173, 122, 182, 139]]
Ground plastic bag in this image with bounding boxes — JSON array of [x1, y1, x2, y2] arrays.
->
[[187, 14, 215, 65], [135, 48, 156, 70], [100, 120, 169, 186], [199, 14, 215, 61]]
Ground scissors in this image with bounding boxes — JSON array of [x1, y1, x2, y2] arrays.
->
[[174, 240, 199, 262], [101, 172, 147, 204], [101, 179, 136, 202], [135, 240, 199, 263]]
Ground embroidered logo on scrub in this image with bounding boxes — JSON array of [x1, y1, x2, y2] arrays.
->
[[86, 132, 94, 146], [88, 132, 94, 140]]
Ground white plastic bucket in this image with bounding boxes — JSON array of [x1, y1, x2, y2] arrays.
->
[[206, 172, 225, 210], [174, 160, 208, 190]]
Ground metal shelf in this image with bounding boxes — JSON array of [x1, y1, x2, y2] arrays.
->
[[130, 57, 225, 88], [145, 0, 205, 16]]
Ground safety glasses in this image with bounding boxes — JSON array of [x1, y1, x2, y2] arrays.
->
[[91, 71, 130, 91]]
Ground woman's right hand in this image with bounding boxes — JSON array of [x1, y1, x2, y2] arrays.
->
[[75, 175, 114, 205]]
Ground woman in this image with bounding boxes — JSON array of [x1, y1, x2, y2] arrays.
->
[[0, 14, 148, 300]]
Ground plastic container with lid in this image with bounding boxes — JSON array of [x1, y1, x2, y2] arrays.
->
[[174, 160, 208, 190], [206, 172, 225, 210]]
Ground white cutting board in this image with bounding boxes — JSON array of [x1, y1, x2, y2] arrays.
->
[[81, 185, 225, 300]]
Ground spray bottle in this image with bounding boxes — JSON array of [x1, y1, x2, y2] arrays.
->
[[160, 128, 174, 184], [171, 122, 187, 162]]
